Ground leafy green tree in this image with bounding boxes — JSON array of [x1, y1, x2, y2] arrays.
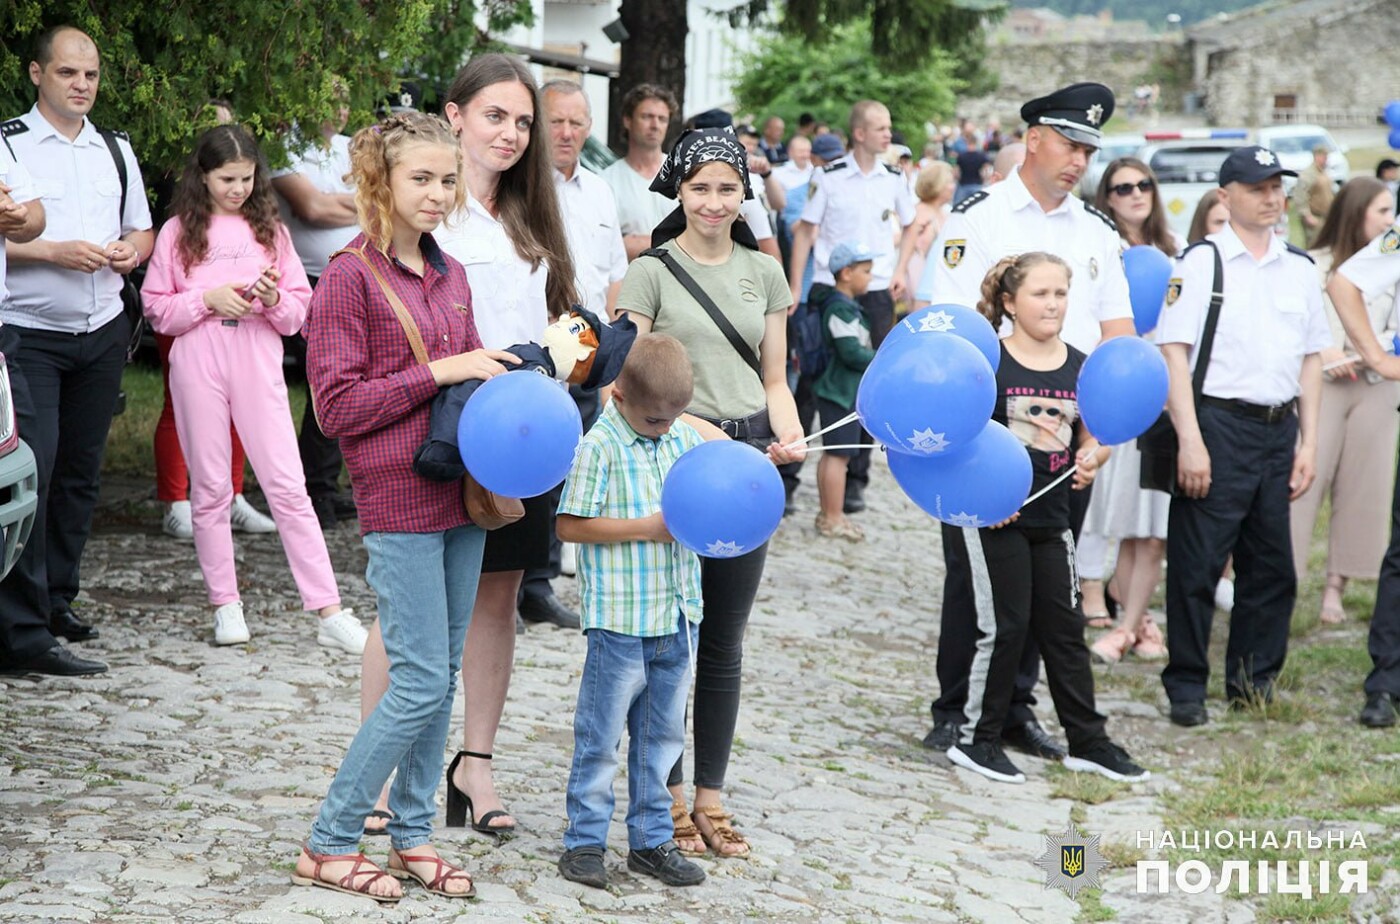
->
[[0, 0, 534, 176], [731, 20, 961, 146]]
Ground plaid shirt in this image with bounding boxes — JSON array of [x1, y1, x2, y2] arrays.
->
[[304, 232, 483, 534], [558, 402, 704, 636]]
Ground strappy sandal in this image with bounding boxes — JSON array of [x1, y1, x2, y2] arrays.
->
[[692, 805, 751, 859], [671, 799, 706, 857], [387, 847, 477, 899], [445, 749, 516, 834], [291, 844, 401, 902]]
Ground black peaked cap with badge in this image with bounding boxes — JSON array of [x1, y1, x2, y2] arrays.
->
[[1020, 82, 1115, 148], [1218, 145, 1298, 186]]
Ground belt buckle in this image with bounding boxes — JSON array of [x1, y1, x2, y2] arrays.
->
[[1266, 404, 1285, 424], [719, 418, 737, 438]]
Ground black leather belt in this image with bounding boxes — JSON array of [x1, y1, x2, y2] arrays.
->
[[696, 408, 771, 442], [1200, 395, 1297, 424]]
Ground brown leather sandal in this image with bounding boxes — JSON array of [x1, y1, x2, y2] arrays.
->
[[387, 847, 477, 899], [291, 844, 402, 902], [692, 804, 751, 859], [671, 799, 706, 857]]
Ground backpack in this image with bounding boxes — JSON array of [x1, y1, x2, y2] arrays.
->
[[794, 282, 834, 379]]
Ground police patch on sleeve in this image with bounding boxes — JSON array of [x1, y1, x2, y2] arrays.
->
[[943, 239, 966, 268], [1165, 278, 1182, 305], [808, 179, 818, 198], [1381, 228, 1400, 255]]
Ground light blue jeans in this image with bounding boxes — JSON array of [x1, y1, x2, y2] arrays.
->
[[308, 526, 485, 853], [563, 621, 696, 852]]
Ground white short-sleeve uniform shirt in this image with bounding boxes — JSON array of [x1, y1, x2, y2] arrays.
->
[[800, 152, 915, 290], [1334, 223, 1400, 333], [273, 133, 358, 279], [0, 137, 39, 306]]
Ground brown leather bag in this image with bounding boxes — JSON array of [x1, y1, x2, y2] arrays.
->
[[333, 247, 524, 530]]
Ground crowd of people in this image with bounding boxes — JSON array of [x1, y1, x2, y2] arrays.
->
[[2, 21, 1400, 902]]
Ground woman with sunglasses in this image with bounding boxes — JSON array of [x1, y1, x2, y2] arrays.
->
[[1081, 158, 1181, 663]]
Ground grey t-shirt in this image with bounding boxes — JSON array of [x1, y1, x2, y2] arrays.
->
[[616, 240, 790, 419]]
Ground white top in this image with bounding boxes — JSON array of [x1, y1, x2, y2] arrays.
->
[[273, 133, 358, 278], [601, 159, 672, 239], [2, 106, 152, 333], [1334, 223, 1400, 333], [435, 193, 549, 349], [0, 141, 38, 306], [800, 152, 916, 290], [918, 166, 1132, 354], [772, 159, 813, 192], [1158, 224, 1331, 405], [741, 171, 774, 241], [553, 165, 627, 316]]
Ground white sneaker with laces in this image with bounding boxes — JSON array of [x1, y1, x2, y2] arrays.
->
[[231, 494, 278, 533], [213, 601, 250, 645], [560, 541, 577, 577], [317, 608, 367, 654], [163, 500, 194, 540]]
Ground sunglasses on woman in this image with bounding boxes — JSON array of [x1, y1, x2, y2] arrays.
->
[[1109, 179, 1155, 197]]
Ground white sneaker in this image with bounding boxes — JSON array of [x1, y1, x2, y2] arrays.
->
[[560, 541, 577, 577], [317, 608, 367, 654], [213, 601, 250, 645], [163, 500, 194, 540], [231, 494, 278, 533], [1215, 578, 1235, 613]]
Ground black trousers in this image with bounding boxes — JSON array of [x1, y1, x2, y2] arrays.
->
[[1163, 403, 1298, 704], [521, 384, 602, 599], [846, 288, 894, 490], [287, 274, 345, 500], [777, 368, 818, 493], [668, 542, 768, 790], [958, 524, 1108, 751], [0, 314, 128, 659], [1366, 443, 1400, 698]]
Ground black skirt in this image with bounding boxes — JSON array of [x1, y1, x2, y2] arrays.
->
[[481, 491, 553, 573]]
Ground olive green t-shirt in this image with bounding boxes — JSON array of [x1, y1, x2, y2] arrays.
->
[[616, 240, 790, 419]]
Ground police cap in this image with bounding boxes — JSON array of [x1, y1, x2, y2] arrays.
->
[[1020, 82, 1115, 149], [1218, 145, 1297, 186]]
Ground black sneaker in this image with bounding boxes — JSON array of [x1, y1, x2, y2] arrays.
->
[[310, 494, 338, 529], [946, 740, 1026, 784], [921, 720, 959, 751], [1001, 719, 1067, 761], [558, 846, 608, 889], [842, 483, 866, 514], [1065, 740, 1150, 782], [1169, 701, 1209, 727], [1360, 691, 1398, 728], [627, 841, 705, 886]]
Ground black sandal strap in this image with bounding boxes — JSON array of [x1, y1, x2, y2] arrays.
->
[[461, 750, 492, 761]]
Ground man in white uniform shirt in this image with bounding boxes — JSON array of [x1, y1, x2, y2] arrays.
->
[[601, 84, 678, 262], [1, 26, 152, 671], [1158, 145, 1328, 727]]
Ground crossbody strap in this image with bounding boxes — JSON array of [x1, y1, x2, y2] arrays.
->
[[642, 247, 763, 382], [1190, 240, 1225, 402], [331, 246, 430, 365], [98, 129, 128, 226]]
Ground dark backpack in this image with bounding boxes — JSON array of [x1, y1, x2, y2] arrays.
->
[[794, 282, 834, 378]]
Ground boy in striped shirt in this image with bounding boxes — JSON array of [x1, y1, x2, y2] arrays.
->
[[556, 334, 706, 889]]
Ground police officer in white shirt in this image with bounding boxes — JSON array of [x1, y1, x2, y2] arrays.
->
[[1, 26, 152, 670], [1327, 220, 1400, 727], [1158, 145, 1329, 727]]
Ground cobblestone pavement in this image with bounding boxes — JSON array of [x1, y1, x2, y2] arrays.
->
[[0, 459, 1287, 923]]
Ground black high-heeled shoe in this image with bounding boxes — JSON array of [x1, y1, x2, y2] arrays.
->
[[444, 750, 516, 834]]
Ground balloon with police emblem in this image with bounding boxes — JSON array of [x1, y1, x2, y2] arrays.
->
[[458, 371, 583, 498], [1076, 336, 1170, 445], [887, 420, 1033, 527], [856, 331, 996, 456], [662, 441, 785, 558], [1122, 245, 1174, 335], [883, 303, 1001, 372]]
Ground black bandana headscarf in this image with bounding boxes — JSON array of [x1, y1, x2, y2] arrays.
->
[[648, 127, 758, 250]]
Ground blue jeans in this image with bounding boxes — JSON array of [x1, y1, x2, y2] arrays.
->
[[564, 621, 696, 852], [308, 526, 485, 853]]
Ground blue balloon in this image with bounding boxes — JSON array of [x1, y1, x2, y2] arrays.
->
[[1390, 127, 1400, 152], [1123, 245, 1174, 335], [884, 303, 1001, 371], [458, 372, 583, 498], [1386, 100, 1400, 128], [888, 420, 1032, 527], [662, 441, 784, 558], [856, 331, 996, 456], [1077, 336, 1170, 445]]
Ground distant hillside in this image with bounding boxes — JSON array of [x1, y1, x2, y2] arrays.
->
[[1010, 0, 1264, 29]]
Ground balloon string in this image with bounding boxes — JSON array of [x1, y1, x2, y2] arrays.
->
[[1020, 465, 1079, 508], [783, 411, 859, 450], [801, 443, 880, 453]]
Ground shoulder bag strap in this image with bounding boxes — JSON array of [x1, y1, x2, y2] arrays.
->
[[1190, 241, 1225, 402], [330, 246, 430, 365], [98, 129, 128, 225], [642, 247, 763, 382]]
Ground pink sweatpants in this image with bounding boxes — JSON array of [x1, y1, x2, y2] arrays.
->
[[168, 319, 340, 610]]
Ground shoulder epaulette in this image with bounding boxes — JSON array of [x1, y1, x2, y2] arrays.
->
[[96, 126, 130, 142], [822, 161, 847, 173], [1284, 241, 1316, 264], [951, 189, 988, 214], [0, 119, 27, 138], [1180, 239, 1215, 257], [1083, 201, 1118, 233], [883, 162, 901, 175]]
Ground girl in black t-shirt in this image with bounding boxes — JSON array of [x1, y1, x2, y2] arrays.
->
[[943, 252, 1149, 785]]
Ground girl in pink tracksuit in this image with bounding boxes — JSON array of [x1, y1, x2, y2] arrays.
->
[[141, 124, 365, 653]]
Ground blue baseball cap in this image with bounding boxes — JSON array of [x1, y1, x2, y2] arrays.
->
[[829, 241, 875, 275], [811, 133, 846, 162]]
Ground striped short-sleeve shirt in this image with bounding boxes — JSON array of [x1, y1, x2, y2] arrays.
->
[[558, 402, 704, 637]]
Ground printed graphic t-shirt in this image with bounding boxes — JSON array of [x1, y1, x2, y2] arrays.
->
[[992, 342, 1086, 529]]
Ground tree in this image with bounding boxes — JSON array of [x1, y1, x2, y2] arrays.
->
[[731, 20, 961, 146], [0, 0, 534, 177], [609, 0, 688, 153]]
